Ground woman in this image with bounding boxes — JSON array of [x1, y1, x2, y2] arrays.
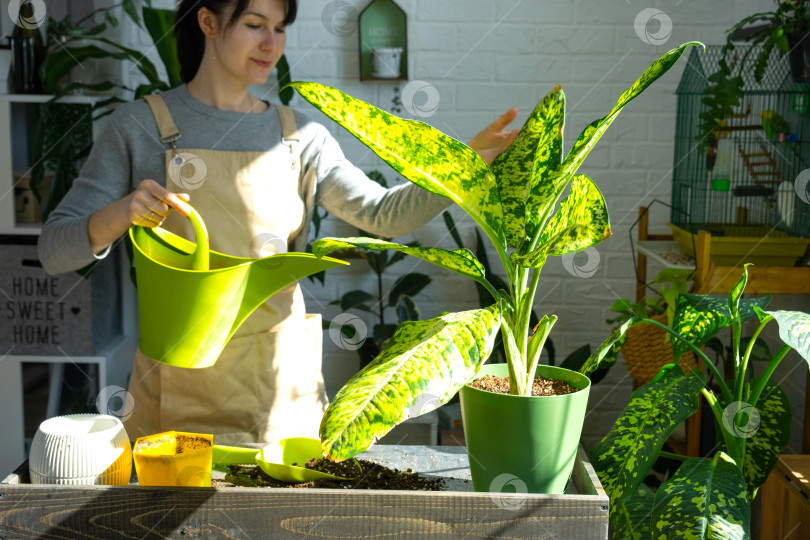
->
[[38, 0, 519, 444]]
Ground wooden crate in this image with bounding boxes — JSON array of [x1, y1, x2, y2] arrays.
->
[[0, 445, 608, 539], [760, 454, 810, 539]]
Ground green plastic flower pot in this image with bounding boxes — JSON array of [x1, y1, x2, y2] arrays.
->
[[459, 363, 591, 494], [129, 205, 347, 369]]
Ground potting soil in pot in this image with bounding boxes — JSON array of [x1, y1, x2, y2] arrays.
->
[[468, 374, 578, 396]]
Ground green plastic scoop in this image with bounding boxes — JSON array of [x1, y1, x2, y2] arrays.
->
[[212, 437, 361, 482], [129, 205, 348, 369]]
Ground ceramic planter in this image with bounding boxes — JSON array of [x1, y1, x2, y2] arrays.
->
[[460, 363, 591, 494]]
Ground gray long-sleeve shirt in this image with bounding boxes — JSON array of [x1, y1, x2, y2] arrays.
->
[[38, 85, 452, 274]]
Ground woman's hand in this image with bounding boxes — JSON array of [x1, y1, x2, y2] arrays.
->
[[127, 179, 191, 228], [87, 179, 191, 255], [468, 108, 520, 166]]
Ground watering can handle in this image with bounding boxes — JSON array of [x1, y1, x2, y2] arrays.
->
[[186, 206, 209, 271]]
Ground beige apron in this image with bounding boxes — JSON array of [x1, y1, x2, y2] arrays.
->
[[124, 95, 328, 445]]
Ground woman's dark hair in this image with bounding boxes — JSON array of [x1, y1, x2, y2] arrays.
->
[[175, 0, 298, 83]]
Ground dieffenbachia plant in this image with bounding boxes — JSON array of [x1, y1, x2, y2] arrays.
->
[[290, 42, 701, 462], [583, 264, 810, 539]]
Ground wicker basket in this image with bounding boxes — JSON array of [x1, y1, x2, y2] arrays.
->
[[621, 313, 703, 389]]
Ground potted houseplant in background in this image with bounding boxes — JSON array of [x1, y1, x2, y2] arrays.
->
[[698, 0, 810, 144], [288, 41, 702, 494], [580, 265, 810, 538]]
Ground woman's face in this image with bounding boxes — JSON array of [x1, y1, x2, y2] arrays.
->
[[208, 0, 288, 86]]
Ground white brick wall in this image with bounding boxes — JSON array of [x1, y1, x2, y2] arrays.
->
[[111, 0, 808, 452]]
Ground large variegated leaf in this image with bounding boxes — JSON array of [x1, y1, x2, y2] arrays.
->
[[291, 82, 506, 253], [741, 378, 790, 498], [591, 365, 705, 505], [513, 174, 611, 267], [611, 485, 654, 540], [579, 316, 639, 377], [525, 42, 702, 239], [320, 305, 501, 461], [766, 310, 810, 363], [491, 86, 565, 248], [652, 458, 750, 539], [671, 293, 771, 362], [312, 237, 495, 300]]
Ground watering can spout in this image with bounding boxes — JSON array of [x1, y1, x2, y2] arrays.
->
[[129, 206, 347, 369]]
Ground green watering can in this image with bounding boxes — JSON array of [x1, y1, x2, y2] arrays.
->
[[129, 205, 347, 369]]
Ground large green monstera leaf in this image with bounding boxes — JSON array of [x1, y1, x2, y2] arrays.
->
[[739, 378, 791, 498], [491, 85, 564, 248], [671, 293, 771, 362], [591, 365, 705, 505], [290, 81, 506, 256], [320, 305, 501, 461], [525, 41, 703, 240], [312, 237, 496, 300], [652, 457, 750, 539], [612, 485, 655, 540], [513, 174, 611, 267]]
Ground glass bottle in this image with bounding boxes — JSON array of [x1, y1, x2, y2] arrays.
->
[[9, 1, 45, 94]]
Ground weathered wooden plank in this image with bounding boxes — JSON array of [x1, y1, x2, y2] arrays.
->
[[1, 446, 608, 539], [0, 484, 607, 539]]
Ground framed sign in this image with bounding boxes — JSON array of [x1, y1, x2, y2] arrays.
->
[[359, 0, 408, 82]]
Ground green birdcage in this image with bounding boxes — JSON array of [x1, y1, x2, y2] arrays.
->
[[671, 45, 810, 266]]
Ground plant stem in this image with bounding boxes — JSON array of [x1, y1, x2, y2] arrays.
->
[[659, 450, 691, 462], [702, 388, 741, 464], [641, 317, 734, 406], [736, 316, 773, 403], [377, 268, 385, 326], [748, 344, 792, 409]]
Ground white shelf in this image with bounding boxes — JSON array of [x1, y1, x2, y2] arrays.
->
[[637, 240, 695, 270]]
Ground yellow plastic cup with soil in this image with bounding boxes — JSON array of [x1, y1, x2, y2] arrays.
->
[[129, 204, 347, 369], [133, 431, 213, 487]]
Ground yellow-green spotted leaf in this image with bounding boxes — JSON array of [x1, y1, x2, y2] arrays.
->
[[611, 484, 654, 540], [291, 81, 506, 253], [491, 86, 564, 248], [652, 458, 750, 539], [591, 364, 705, 505], [766, 310, 810, 364], [580, 316, 639, 377], [513, 174, 611, 267], [672, 294, 772, 361], [525, 42, 702, 239], [320, 305, 501, 461], [312, 236, 494, 299], [741, 378, 791, 498]]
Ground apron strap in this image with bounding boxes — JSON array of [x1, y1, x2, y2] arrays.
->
[[275, 105, 299, 143], [144, 94, 181, 144]]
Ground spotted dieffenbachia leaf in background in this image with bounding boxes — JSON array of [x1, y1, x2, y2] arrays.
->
[[491, 86, 564, 249], [290, 81, 506, 255], [611, 484, 654, 540], [524, 42, 703, 241], [766, 310, 810, 364], [320, 305, 501, 461], [579, 316, 638, 377], [740, 378, 791, 499], [671, 293, 771, 362], [513, 174, 611, 268], [590, 365, 705, 505], [312, 237, 494, 299], [652, 457, 750, 539]]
